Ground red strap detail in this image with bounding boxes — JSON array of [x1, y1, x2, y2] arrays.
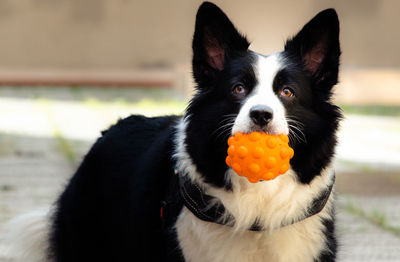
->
[[160, 207, 164, 218]]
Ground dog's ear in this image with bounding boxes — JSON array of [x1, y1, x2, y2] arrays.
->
[[285, 9, 340, 86], [192, 2, 250, 85]]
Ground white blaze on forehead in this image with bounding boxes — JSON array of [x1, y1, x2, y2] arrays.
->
[[256, 53, 282, 89], [232, 52, 289, 135]]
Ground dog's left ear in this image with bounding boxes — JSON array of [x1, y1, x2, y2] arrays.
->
[[192, 2, 250, 85], [285, 9, 340, 86]]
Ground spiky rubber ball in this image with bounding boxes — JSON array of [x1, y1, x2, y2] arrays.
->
[[225, 132, 294, 183]]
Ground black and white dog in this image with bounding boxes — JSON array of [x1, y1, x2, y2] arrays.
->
[[9, 2, 342, 262]]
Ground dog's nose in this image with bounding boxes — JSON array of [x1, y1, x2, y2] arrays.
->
[[250, 105, 273, 127]]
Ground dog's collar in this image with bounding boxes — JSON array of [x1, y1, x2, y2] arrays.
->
[[178, 171, 335, 231]]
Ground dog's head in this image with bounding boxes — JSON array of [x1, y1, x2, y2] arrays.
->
[[184, 2, 342, 187]]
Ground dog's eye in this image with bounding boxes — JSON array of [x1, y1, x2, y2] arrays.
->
[[232, 83, 246, 95], [280, 87, 294, 98]]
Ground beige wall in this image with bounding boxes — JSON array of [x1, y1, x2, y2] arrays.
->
[[0, 0, 399, 70]]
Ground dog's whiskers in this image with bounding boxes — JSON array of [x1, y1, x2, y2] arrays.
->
[[211, 115, 237, 139], [286, 117, 306, 144], [214, 121, 235, 140]]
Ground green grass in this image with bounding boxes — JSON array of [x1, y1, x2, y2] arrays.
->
[[53, 128, 77, 167], [341, 105, 400, 117], [37, 98, 77, 167], [0, 184, 13, 192], [344, 200, 400, 236]]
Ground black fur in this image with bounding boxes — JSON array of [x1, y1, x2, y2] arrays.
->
[[50, 115, 185, 261], [185, 51, 258, 188], [49, 2, 341, 261], [192, 2, 250, 86]]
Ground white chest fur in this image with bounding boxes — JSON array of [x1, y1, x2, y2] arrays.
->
[[175, 168, 335, 262], [176, 201, 331, 262]]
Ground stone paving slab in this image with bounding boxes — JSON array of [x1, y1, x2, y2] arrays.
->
[[337, 207, 400, 262], [0, 158, 71, 223]]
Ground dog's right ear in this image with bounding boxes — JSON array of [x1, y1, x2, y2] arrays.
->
[[192, 2, 250, 86]]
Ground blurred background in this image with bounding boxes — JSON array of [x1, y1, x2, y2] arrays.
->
[[0, 0, 399, 261]]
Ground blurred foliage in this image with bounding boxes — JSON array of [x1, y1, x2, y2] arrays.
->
[[341, 105, 400, 117]]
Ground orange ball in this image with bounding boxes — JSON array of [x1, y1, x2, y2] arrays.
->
[[225, 132, 294, 183]]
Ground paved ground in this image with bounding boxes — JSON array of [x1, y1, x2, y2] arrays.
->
[[0, 86, 399, 261]]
